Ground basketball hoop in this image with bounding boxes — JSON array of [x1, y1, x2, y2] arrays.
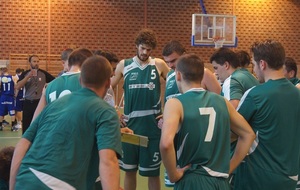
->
[[213, 36, 225, 49]]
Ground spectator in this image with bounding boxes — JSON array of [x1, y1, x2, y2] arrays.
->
[[15, 55, 55, 134]]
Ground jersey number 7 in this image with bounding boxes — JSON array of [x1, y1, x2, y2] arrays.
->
[[199, 107, 216, 142]]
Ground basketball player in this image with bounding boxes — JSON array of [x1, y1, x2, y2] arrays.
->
[[160, 54, 255, 189], [111, 28, 170, 190], [234, 40, 300, 190]]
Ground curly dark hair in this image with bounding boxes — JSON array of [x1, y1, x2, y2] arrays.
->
[[134, 29, 157, 49], [0, 146, 15, 182]]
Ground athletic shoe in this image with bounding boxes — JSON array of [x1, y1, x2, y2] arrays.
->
[[0, 125, 3, 131], [164, 170, 175, 187], [2, 120, 9, 126], [15, 123, 22, 129], [11, 125, 19, 132], [17, 122, 22, 128]]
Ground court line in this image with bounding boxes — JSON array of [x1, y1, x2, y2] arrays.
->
[[0, 137, 21, 139]]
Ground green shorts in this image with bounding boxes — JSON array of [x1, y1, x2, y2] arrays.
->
[[119, 138, 161, 177], [174, 170, 230, 190], [234, 160, 297, 190]]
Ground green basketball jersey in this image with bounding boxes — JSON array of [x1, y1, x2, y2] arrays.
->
[[221, 68, 259, 100], [235, 78, 300, 190], [221, 68, 259, 159], [45, 72, 81, 103], [175, 88, 230, 178], [123, 56, 162, 138], [164, 69, 181, 103], [289, 77, 300, 86], [17, 88, 122, 190]]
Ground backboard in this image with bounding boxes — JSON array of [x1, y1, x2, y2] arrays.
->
[[191, 14, 237, 47]]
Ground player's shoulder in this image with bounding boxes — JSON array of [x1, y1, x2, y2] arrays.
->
[[154, 57, 166, 65]]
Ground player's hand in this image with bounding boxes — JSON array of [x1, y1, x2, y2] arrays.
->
[[121, 127, 134, 134], [41, 84, 47, 95], [172, 164, 191, 182], [119, 114, 128, 128], [156, 115, 163, 129]]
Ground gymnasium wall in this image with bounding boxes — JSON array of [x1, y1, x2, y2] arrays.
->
[[0, 0, 299, 73]]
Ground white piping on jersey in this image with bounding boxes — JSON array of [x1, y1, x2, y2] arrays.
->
[[124, 109, 161, 120], [248, 131, 259, 154], [222, 76, 232, 100], [185, 88, 205, 93], [118, 160, 137, 170], [29, 168, 76, 190], [139, 162, 161, 172], [177, 133, 189, 160], [154, 98, 161, 108], [124, 63, 140, 81], [166, 71, 175, 82], [202, 166, 229, 178], [61, 71, 80, 76], [124, 56, 156, 81], [166, 93, 181, 101], [289, 175, 298, 181], [236, 86, 255, 111], [133, 56, 155, 69]]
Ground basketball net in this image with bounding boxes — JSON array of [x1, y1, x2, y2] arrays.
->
[[213, 36, 225, 49]]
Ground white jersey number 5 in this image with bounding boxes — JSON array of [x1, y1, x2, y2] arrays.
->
[[199, 107, 216, 142]]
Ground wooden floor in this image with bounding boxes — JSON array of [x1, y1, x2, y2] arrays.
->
[[0, 123, 172, 190]]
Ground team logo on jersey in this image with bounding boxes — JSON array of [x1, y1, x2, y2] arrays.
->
[[129, 72, 138, 81], [167, 80, 175, 89], [129, 82, 155, 90], [148, 82, 155, 90], [1, 77, 11, 83]]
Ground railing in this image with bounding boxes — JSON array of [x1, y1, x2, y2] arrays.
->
[[9, 54, 62, 77]]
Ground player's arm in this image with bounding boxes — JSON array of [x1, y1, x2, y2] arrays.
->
[[296, 83, 300, 90], [15, 71, 33, 90], [155, 58, 170, 80], [226, 99, 255, 174], [111, 60, 124, 88], [160, 98, 189, 182], [10, 138, 32, 190], [229, 99, 240, 109], [201, 68, 221, 94], [32, 84, 47, 122], [99, 149, 120, 190]]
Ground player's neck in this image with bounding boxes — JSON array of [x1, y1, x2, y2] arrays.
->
[[264, 69, 285, 82], [182, 83, 203, 93], [134, 56, 150, 66], [69, 65, 81, 73], [88, 86, 107, 99]]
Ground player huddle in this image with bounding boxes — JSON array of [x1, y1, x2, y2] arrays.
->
[[7, 29, 300, 190]]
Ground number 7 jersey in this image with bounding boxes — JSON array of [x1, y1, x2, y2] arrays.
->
[[175, 88, 230, 177]]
